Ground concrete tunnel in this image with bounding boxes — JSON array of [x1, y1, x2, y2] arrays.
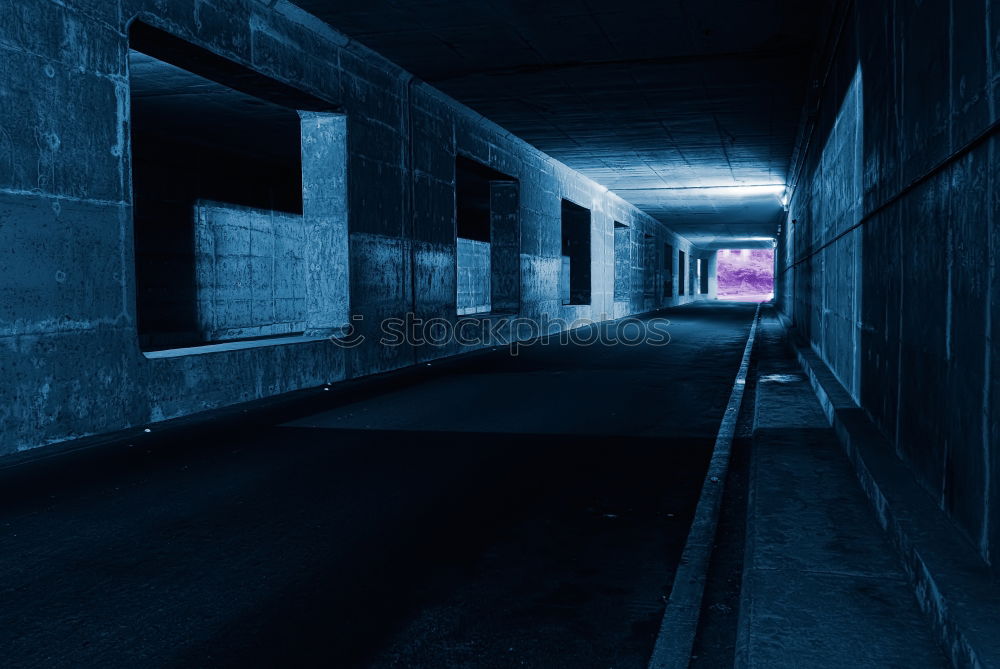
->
[[0, 1, 997, 667]]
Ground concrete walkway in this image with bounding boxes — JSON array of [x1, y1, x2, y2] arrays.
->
[[737, 311, 948, 668]]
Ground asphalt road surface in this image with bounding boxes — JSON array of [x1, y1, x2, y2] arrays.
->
[[0, 302, 757, 668]]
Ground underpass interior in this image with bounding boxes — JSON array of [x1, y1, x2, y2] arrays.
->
[[1, 0, 998, 667]]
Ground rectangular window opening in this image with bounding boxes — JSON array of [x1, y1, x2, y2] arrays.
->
[[455, 157, 520, 315], [129, 23, 347, 354], [678, 249, 686, 296], [560, 199, 592, 305], [699, 258, 710, 294]]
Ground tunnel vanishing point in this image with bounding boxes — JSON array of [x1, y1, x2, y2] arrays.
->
[[1, 1, 999, 668]]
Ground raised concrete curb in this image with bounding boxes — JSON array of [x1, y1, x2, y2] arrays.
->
[[792, 341, 1000, 669], [647, 304, 761, 669]]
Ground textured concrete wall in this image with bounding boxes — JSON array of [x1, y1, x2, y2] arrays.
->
[[642, 235, 657, 305], [489, 181, 519, 313], [613, 225, 630, 302], [663, 243, 676, 299], [688, 250, 699, 296], [456, 238, 491, 315], [707, 252, 718, 299], [0, 0, 701, 455], [559, 256, 572, 305], [194, 201, 306, 341], [299, 111, 349, 337], [777, 0, 1000, 570]]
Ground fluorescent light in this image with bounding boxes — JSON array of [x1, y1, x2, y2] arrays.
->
[[689, 184, 786, 197]]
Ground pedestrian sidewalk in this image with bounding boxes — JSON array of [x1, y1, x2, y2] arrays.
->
[[735, 312, 948, 668]]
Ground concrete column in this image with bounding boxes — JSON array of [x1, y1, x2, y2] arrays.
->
[[707, 251, 718, 299], [613, 224, 630, 302], [689, 253, 697, 296], [299, 112, 349, 336], [490, 181, 520, 313]]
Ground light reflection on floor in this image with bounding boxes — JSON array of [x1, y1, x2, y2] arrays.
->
[[717, 293, 773, 303]]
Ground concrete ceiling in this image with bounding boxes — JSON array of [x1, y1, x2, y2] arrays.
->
[[129, 51, 301, 163], [293, 0, 831, 248]]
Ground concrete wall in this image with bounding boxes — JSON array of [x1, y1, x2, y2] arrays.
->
[[0, 0, 703, 455], [456, 238, 491, 315], [194, 201, 307, 341], [489, 181, 519, 314], [706, 252, 718, 299], [613, 225, 631, 303], [687, 250, 699, 297], [559, 256, 572, 305], [777, 0, 1000, 570]]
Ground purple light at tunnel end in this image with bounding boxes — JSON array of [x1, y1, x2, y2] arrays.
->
[[717, 249, 774, 303]]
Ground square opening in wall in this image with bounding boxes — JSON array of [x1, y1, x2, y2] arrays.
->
[[663, 243, 674, 297], [128, 23, 347, 353], [455, 157, 520, 315], [678, 250, 686, 296], [560, 200, 592, 305]]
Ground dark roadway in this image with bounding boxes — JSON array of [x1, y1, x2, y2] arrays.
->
[[0, 303, 757, 668]]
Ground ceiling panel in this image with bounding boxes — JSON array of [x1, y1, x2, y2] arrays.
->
[[293, 0, 832, 246]]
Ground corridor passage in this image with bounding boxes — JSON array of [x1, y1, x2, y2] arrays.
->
[[0, 304, 755, 669]]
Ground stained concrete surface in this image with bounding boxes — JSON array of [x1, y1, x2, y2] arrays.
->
[[0, 0, 711, 457], [0, 303, 755, 668], [776, 0, 1000, 571], [737, 311, 947, 668], [294, 0, 831, 241], [455, 237, 491, 315]]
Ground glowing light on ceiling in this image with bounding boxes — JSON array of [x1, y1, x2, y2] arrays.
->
[[686, 184, 786, 197]]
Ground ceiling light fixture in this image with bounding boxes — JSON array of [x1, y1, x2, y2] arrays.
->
[[671, 184, 787, 198]]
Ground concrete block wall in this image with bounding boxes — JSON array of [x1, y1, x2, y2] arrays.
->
[[0, 0, 705, 455], [559, 256, 572, 305], [706, 252, 718, 299], [194, 201, 307, 341], [456, 238, 491, 315], [613, 225, 630, 303], [777, 0, 1000, 570], [686, 249, 700, 297]]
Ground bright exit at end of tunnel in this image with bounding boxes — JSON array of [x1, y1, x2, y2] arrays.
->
[[716, 249, 774, 302]]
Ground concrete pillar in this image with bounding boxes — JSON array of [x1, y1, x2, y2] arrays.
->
[[689, 254, 697, 296], [299, 112, 349, 336], [489, 181, 520, 313], [707, 251, 718, 299], [613, 224, 630, 302], [456, 238, 492, 315]]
